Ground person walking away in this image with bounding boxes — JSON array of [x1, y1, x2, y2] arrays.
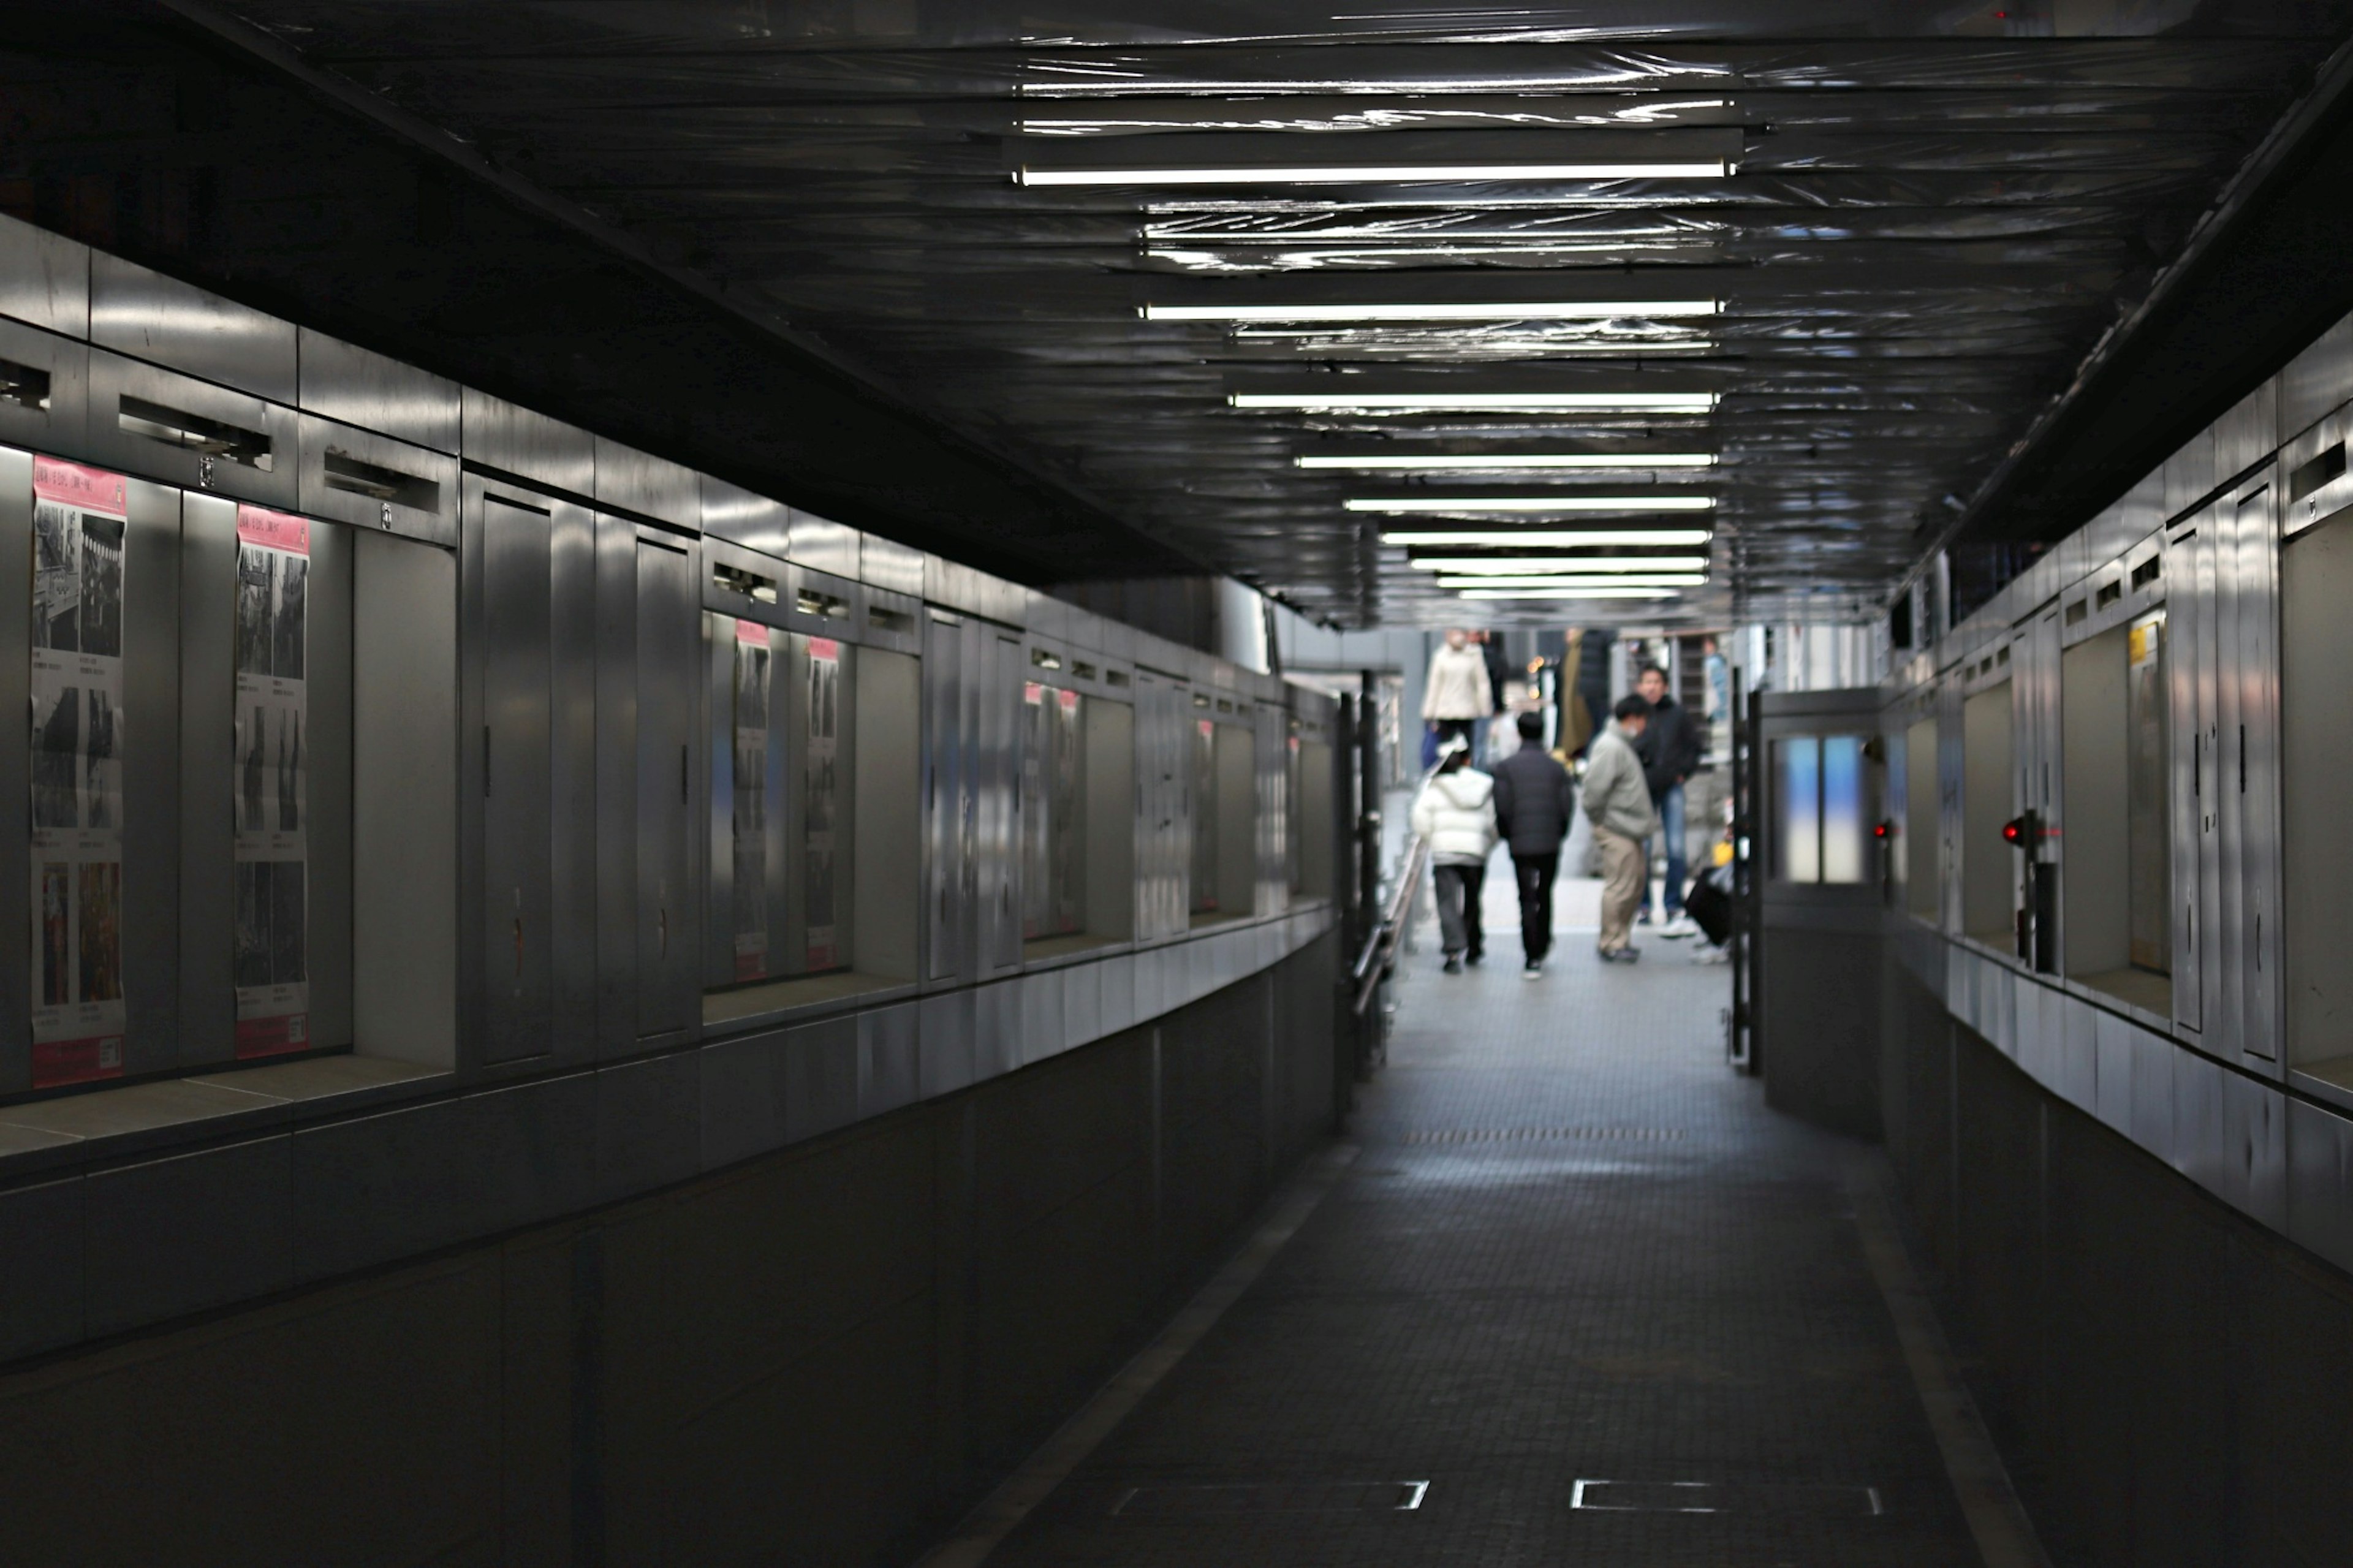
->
[[1584, 695, 1659, 963], [1490, 710, 1575, 978], [1634, 663, 1702, 936], [1409, 738, 1496, 974], [1422, 627, 1493, 756], [1476, 631, 1511, 757]]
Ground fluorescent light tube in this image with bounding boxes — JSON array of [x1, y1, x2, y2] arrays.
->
[[1348, 494, 1713, 513], [1410, 556, 1710, 573], [1456, 585, 1678, 600], [1017, 160, 1730, 187], [1232, 391, 1718, 413], [1302, 453, 1716, 471], [1145, 300, 1717, 322], [1381, 529, 1714, 547], [1436, 574, 1707, 589]]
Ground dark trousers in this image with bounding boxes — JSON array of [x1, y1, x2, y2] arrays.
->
[[1430, 717, 1476, 752], [1511, 850, 1559, 961], [1433, 862, 1485, 959]]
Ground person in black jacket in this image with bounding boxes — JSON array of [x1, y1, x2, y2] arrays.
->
[[1490, 710, 1577, 977], [1633, 664, 1703, 933]]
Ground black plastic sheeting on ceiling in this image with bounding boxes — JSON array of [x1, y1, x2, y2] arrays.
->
[[181, 1, 2353, 624]]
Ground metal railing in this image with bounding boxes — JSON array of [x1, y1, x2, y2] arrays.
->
[[1350, 761, 1444, 1018]]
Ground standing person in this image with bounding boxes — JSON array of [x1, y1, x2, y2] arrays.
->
[[1422, 626, 1493, 754], [1409, 738, 1496, 974], [1634, 663, 1702, 936], [1584, 695, 1659, 964], [1490, 710, 1575, 979], [1476, 631, 1511, 757]]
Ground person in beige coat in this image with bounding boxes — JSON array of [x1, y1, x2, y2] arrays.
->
[[1583, 695, 1660, 963], [1421, 627, 1493, 754]]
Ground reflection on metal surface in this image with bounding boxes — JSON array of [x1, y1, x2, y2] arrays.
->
[[1571, 1479, 1885, 1517]]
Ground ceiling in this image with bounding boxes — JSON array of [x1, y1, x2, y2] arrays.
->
[[26, 2, 2353, 626]]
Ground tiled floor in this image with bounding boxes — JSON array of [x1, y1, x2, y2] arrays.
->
[[985, 873, 1984, 1566]]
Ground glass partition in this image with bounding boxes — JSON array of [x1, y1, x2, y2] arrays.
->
[[1961, 682, 2015, 944], [2061, 618, 2170, 1012], [1770, 733, 1869, 886]]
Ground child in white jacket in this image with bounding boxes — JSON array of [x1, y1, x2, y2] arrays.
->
[[1411, 739, 1499, 972]]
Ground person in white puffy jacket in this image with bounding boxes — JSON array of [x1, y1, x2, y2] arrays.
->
[[1410, 738, 1499, 974]]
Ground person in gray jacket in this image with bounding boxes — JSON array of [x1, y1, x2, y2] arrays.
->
[[1583, 695, 1661, 963], [1490, 710, 1575, 977]]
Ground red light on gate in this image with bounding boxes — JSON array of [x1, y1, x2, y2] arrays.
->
[[1873, 820, 1892, 840], [2001, 817, 2024, 845]]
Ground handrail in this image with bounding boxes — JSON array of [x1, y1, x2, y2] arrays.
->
[[1351, 762, 1444, 1015]]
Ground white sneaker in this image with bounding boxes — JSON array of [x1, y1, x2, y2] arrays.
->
[[1694, 942, 1730, 964], [1660, 914, 1700, 939], [1521, 961, 1542, 980]]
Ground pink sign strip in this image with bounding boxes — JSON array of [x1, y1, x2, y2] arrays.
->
[[235, 504, 311, 555], [32, 456, 126, 517]]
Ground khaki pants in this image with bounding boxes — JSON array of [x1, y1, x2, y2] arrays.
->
[[1594, 824, 1646, 954]]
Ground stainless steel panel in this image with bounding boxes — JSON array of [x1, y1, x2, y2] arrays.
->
[[2214, 378, 2277, 485], [295, 328, 458, 453], [122, 480, 183, 1075], [919, 987, 975, 1096], [787, 563, 865, 643], [0, 317, 88, 458], [923, 612, 972, 983], [0, 214, 86, 338], [852, 646, 921, 982], [700, 475, 789, 558], [307, 523, 354, 1055], [1099, 950, 1135, 1035], [0, 1175, 83, 1362], [86, 350, 297, 509], [176, 492, 238, 1067], [977, 629, 1023, 975], [2287, 1095, 2353, 1276], [2230, 477, 2283, 1069], [975, 976, 1020, 1078], [2172, 1045, 2226, 1191], [0, 449, 29, 1091], [636, 536, 699, 1037], [591, 1051, 699, 1202], [2221, 1069, 2287, 1229], [697, 1029, 788, 1169], [862, 586, 920, 655], [786, 629, 855, 977], [860, 532, 924, 598], [2056, 987, 2095, 1112], [472, 483, 555, 1065], [88, 254, 294, 404], [2128, 1019, 2175, 1162], [295, 413, 457, 547], [857, 1001, 919, 1117], [1021, 964, 1066, 1065], [551, 499, 597, 1064], [2163, 429, 2216, 521], [1063, 956, 1101, 1048], [782, 1015, 858, 1143], [2093, 1006, 2134, 1134], [702, 534, 789, 628], [594, 437, 697, 531], [2279, 310, 2353, 441], [351, 530, 458, 1070], [2169, 515, 2210, 1034], [459, 390, 593, 498], [81, 1137, 292, 1338], [787, 509, 859, 579], [705, 614, 786, 993]]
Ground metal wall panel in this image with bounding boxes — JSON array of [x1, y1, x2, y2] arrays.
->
[[2287, 1096, 2353, 1276], [786, 564, 865, 644], [977, 629, 1023, 976], [2222, 1069, 2287, 1229], [176, 492, 238, 1068], [2280, 311, 2353, 445], [862, 586, 920, 656], [89, 254, 295, 405], [122, 480, 183, 1074], [295, 329, 459, 454], [551, 495, 597, 1066], [470, 482, 555, 1066], [788, 509, 859, 580], [700, 475, 789, 559], [2215, 379, 2278, 487], [0, 317, 88, 459], [860, 533, 923, 599], [2169, 513, 2210, 1036], [2227, 474, 2283, 1069], [306, 522, 355, 1056], [459, 390, 593, 499], [0, 450, 29, 1091], [701, 613, 785, 995], [594, 437, 697, 531], [295, 414, 457, 547], [0, 213, 86, 338], [923, 611, 972, 983], [784, 629, 857, 978], [2163, 428, 2216, 521], [635, 536, 699, 1038], [85, 351, 297, 510]]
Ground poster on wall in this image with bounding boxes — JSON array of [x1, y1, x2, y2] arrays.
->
[[232, 504, 308, 1058], [805, 635, 840, 969], [732, 617, 771, 980], [29, 456, 127, 1087]]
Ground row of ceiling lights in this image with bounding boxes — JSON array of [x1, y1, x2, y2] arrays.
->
[[1015, 127, 1737, 607]]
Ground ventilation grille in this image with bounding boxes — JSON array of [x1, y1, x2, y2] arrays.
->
[[1401, 1126, 1685, 1146]]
